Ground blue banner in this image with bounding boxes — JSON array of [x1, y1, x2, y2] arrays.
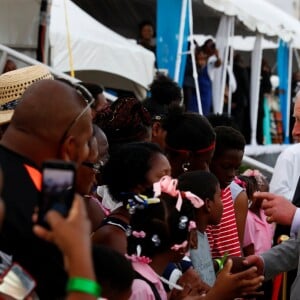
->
[[277, 39, 290, 144], [156, 0, 189, 86]]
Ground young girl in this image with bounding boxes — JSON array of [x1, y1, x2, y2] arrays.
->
[[178, 170, 223, 287], [92, 142, 171, 254], [235, 170, 274, 256], [127, 183, 197, 300], [235, 170, 274, 299]]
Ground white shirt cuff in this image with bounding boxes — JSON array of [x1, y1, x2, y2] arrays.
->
[[291, 208, 300, 237]]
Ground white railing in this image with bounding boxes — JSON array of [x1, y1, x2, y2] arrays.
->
[[0, 43, 116, 101]]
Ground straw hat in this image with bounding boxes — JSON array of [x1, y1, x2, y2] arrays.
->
[[0, 65, 53, 125]]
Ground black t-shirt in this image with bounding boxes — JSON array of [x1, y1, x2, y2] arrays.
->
[[0, 145, 67, 300]]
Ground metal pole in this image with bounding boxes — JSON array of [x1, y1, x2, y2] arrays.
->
[[174, 0, 188, 83]]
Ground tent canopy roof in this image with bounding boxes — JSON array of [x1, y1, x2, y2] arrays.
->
[[50, 0, 155, 99], [204, 0, 300, 46]]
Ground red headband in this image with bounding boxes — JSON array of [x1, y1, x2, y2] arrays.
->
[[166, 141, 215, 155]]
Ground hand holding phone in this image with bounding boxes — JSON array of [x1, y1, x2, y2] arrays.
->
[[38, 160, 76, 227]]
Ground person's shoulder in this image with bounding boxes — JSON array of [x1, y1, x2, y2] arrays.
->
[[277, 144, 300, 161], [284, 143, 300, 154]]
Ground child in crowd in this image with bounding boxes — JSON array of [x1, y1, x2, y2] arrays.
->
[[92, 245, 134, 300], [207, 126, 246, 258], [127, 177, 197, 299], [178, 171, 223, 287], [236, 170, 274, 257], [92, 142, 171, 254], [127, 175, 264, 300], [207, 113, 249, 245], [94, 97, 152, 211], [163, 107, 216, 176], [235, 170, 274, 299]]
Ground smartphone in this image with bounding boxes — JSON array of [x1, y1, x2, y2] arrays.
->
[[38, 160, 76, 227], [0, 263, 36, 300]]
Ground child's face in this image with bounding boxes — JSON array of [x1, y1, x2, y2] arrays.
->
[[210, 149, 244, 189], [144, 153, 171, 191], [209, 183, 223, 225]]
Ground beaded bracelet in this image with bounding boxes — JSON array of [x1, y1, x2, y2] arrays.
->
[[66, 277, 101, 297]]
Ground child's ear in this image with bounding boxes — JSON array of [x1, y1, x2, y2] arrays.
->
[[204, 198, 211, 212]]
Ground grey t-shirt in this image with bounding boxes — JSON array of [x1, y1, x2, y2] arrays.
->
[[190, 231, 216, 286]]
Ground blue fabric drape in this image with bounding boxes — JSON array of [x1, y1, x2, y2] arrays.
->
[[277, 39, 290, 144], [156, 0, 189, 86]]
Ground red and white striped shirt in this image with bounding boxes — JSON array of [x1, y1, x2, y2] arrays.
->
[[206, 186, 242, 258]]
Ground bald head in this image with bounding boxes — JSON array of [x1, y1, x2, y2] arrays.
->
[[11, 80, 87, 142]]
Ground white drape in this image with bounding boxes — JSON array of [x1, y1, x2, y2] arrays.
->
[[250, 34, 263, 145], [212, 15, 234, 114]]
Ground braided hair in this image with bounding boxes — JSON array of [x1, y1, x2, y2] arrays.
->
[[94, 97, 152, 153], [127, 192, 195, 259]]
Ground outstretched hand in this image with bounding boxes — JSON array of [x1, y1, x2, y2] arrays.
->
[[204, 259, 264, 300], [254, 191, 296, 225]]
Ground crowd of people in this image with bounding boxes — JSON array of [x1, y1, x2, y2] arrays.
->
[[0, 62, 299, 300]]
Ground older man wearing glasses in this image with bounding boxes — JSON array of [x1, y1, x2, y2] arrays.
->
[[0, 66, 94, 300]]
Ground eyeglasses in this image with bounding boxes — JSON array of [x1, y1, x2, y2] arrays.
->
[[81, 161, 104, 174], [59, 83, 95, 144]]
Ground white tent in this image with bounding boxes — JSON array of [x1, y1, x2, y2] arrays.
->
[[0, 0, 155, 100], [49, 0, 155, 100]]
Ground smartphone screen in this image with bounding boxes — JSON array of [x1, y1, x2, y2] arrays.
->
[[38, 160, 76, 227], [0, 263, 36, 300]]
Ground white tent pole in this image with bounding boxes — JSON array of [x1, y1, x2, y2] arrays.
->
[[0, 51, 8, 73], [188, 0, 202, 114], [44, 0, 52, 64], [285, 43, 293, 143], [219, 16, 234, 113], [250, 34, 263, 145], [227, 21, 235, 115], [174, 0, 188, 83]]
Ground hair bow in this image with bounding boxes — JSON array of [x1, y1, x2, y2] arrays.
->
[[234, 176, 246, 188], [242, 169, 262, 178], [153, 176, 183, 211], [181, 191, 204, 208], [171, 240, 188, 251], [132, 231, 146, 238], [125, 254, 152, 264]]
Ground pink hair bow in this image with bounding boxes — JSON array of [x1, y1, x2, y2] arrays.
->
[[242, 169, 262, 178], [132, 231, 146, 238], [234, 176, 246, 188], [153, 176, 183, 211], [182, 191, 204, 208], [125, 254, 152, 264], [171, 240, 188, 251]]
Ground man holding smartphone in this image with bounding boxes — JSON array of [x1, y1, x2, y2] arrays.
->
[[0, 67, 94, 299]]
